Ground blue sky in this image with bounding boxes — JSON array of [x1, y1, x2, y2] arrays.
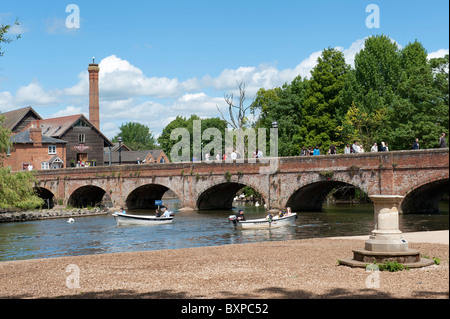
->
[[1, 0, 448, 139]]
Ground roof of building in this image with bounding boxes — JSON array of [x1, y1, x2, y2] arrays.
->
[[1, 106, 42, 132], [104, 142, 132, 153], [26, 114, 113, 147], [10, 128, 67, 144]]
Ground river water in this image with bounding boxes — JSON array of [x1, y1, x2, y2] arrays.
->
[[0, 200, 448, 261]]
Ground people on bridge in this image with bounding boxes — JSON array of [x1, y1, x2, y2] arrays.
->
[[412, 138, 420, 150], [344, 144, 351, 154], [313, 145, 320, 156], [300, 146, 307, 156], [328, 144, 336, 155], [439, 133, 447, 148], [371, 143, 378, 152]]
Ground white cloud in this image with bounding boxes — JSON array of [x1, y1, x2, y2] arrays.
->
[[7, 37, 434, 139], [428, 49, 449, 60], [15, 80, 60, 105]]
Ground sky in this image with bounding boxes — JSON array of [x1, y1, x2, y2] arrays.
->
[[0, 0, 448, 140]]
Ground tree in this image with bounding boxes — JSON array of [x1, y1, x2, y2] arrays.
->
[[337, 101, 387, 149], [0, 167, 44, 210], [216, 80, 251, 130], [380, 42, 449, 149], [301, 47, 350, 151], [339, 35, 402, 149], [0, 115, 12, 164], [157, 115, 227, 161], [112, 122, 157, 151], [251, 75, 309, 156], [1, 18, 21, 57]]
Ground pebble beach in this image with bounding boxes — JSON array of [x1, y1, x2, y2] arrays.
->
[[0, 231, 448, 299]]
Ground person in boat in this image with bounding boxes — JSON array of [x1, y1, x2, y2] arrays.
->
[[120, 207, 126, 214], [161, 206, 172, 218], [278, 211, 285, 218], [266, 213, 273, 222], [236, 209, 246, 221], [285, 207, 292, 216]]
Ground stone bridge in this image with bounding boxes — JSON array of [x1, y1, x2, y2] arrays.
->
[[35, 149, 449, 213]]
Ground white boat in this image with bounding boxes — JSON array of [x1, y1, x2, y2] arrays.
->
[[112, 212, 174, 226], [228, 213, 297, 229]]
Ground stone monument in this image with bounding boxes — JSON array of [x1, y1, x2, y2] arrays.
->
[[340, 195, 434, 268]]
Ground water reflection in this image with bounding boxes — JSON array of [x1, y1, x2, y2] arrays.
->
[[0, 200, 447, 261]]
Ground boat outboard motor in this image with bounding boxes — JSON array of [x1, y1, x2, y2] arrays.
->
[[228, 215, 237, 225]]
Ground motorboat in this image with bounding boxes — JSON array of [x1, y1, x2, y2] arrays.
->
[[112, 212, 174, 226], [228, 213, 297, 229]]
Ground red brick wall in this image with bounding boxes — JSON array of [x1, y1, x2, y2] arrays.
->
[[35, 149, 449, 209], [4, 143, 66, 171]]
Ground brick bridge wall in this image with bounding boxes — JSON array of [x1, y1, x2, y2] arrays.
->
[[36, 149, 449, 213]]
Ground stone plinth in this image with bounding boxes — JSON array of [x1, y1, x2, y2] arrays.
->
[[364, 195, 408, 252], [340, 195, 434, 268]]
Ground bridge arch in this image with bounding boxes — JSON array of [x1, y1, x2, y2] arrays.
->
[[401, 177, 449, 214], [68, 185, 111, 208], [34, 187, 56, 209], [125, 183, 180, 210], [196, 181, 267, 211], [286, 180, 370, 212]]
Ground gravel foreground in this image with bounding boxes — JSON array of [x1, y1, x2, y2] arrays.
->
[[0, 231, 448, 299]]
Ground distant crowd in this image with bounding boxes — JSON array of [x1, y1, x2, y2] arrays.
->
[[300, 132, 447, 156], [190, 133, 447, 161]]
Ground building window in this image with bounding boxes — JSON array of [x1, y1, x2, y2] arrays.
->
[[78, 134, 86, 143], [41, 162, 49, 170], [48, 145, 57, 154]]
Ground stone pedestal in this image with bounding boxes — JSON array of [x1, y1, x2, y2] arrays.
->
[[364, 195, 408, 252], [340, 195, 434, 268]]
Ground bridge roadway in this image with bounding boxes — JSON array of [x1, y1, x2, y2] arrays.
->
[[35, 148, 449, 213]]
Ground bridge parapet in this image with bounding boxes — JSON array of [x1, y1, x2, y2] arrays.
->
[[35, 149, 449, 212]]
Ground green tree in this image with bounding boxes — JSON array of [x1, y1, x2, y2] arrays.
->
[[112, 122, 157, 151], [158, 115, 227, 161], [1, 18, 21, 57], [301, 47, 350, 151], [339, 35, 402, 149], [337, 101, 387, 149], [0, 167, 44, 210], [0, 115, 12, 164], [380, 42, 449, 149], [251, 76, 309, 156]]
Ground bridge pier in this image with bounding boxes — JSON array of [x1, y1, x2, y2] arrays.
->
[[340, 195, 434, 268]]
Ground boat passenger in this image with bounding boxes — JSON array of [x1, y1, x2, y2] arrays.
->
[[161, 207, 172, 218], [120, 207, 126, 214], [266, 213, 273, 222], [278, 211, 285, 218], [236, 209, 246, 221], [285, 207, 292, 216]]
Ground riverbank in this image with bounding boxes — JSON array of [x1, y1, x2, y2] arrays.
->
[[0, 231, 447, 299], [0, 207, 108, 223]]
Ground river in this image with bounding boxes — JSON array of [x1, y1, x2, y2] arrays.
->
[[0, 200, 448, 261]]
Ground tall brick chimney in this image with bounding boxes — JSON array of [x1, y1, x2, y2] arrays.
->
[[30, 121, 42, 147], [88, 61, 100, 130]]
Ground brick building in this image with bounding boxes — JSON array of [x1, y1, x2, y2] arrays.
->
[[1, 62, 113, 171], [5, 121, 67, 171]]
